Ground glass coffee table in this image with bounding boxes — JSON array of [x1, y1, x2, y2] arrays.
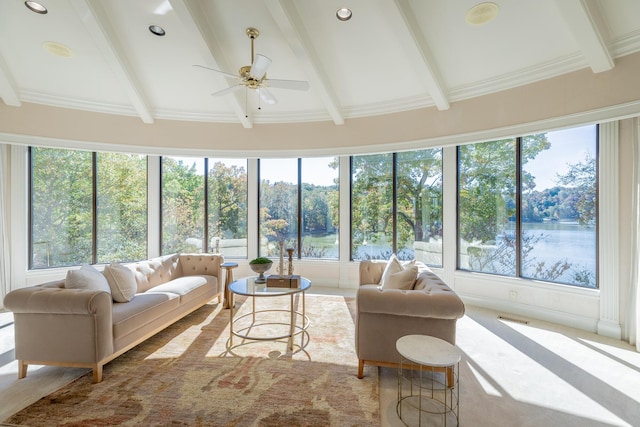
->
[[228, 276, 311, 351]]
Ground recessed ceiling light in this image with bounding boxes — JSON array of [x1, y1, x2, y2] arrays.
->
[[149, 25, 166, 36], [336, 8, 352, 21], [25, 1, 47, 14], [465, 2, 499, 26], [43, 41, 74, 58]]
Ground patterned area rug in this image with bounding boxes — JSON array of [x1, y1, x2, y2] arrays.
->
[[4, 294, 379, 426]]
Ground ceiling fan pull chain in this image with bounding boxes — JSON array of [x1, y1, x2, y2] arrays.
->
[[258, 89, 262, 110], [244, 88, 248, 118]]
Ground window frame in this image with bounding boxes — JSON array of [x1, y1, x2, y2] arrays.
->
[[455, 126, 599, 288]]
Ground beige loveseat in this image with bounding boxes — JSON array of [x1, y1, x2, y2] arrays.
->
[[4, 253, 223, 383], [356, 260, 465, 378]]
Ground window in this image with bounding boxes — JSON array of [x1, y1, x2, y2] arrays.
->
[[30, 147, 147, 269], [259, 157, 339, 260], [161, 157, 248, 257], [457, 125, 598, 288], [351, 150, 443, 266], [161, 157, 205, 254], [301, 157, 339, 259], [97, 152, 147, 263], [207, 159, 248, 258]]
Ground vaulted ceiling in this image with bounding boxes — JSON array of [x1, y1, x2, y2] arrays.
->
[[1, 0, 639, 130]]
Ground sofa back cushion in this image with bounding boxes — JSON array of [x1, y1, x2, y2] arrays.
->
[[130, 254, 181, 293], [178, 254, 222, 278]]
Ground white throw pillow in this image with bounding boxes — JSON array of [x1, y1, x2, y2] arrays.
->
[[380, 254, 403, 285], [65, 264, 111, 293], [382, 265, 419, 290], [103, 263, 137, 302], [380, 254, 418, 290]]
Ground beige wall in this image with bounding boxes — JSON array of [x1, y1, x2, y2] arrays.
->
[[1, 52, 640, 156]]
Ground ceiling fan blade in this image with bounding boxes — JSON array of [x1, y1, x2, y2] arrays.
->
[[211, 85, 243, 97], [267, 78, 310, 91], [258, 88, 278, 105], [250, 54, 272, 80], [193, 64, 238, 79]]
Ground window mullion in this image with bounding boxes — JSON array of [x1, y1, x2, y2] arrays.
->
[[515, 137, 522, 278], [392, 152, 398, 253], [92, 152, 98, 265]]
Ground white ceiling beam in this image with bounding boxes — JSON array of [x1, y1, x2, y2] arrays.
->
[[392, 0, 449, 111], [0, 53, 21, 107], [264, 0, 345, 125], [68, 0, 154, 123], [554, 0, 614, 73], [170, 0, 252, 128]]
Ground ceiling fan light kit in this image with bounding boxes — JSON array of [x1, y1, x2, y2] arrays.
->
[[194, 27, 310, 116]]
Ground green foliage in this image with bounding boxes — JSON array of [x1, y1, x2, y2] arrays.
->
[[249, 257, 272, 264], [208, 161, 247, 242], [31, 148, 148, 268], [556, 152, 596, 225], [31, 148, 93, 267], [161, 158, 205, 254]]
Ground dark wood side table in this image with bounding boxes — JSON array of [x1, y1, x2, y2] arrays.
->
[[221, 262, 239, 309]]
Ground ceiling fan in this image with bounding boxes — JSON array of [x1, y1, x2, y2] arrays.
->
[[194, 27, 310, 108]]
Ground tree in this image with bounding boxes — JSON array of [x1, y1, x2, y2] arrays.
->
[[208, 161, 247, 244], [459, 134, 551, 243], [161, 158, 204, 254], [556, 152, 596, 225]]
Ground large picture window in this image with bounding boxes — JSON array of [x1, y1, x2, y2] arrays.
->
[[457, 125, 598, 288], [351, 150, 443, 265], [30, 147, 147, 269], [161, 157, 248, 258], [259, 157, 339, 260]]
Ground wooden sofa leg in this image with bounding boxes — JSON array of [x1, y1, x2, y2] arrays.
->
[[357, 360, 364, 379], [18, 360, 28, 379], [92, 364, 103, 383]]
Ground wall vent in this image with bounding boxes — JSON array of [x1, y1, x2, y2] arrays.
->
[[498, 315, 530, 325]]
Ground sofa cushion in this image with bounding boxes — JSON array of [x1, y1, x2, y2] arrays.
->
[[65, 265, 111, 294], [112, 292, 180, 342], [147, 275, 216, 305], [103, 263, 137, 303]]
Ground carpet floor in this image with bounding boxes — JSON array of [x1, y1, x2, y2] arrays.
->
[[4, 294, 379, 427]]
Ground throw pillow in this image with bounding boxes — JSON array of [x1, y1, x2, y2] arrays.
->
[[65, 264, 111, 293], [103, 263, 137, 302], [379, 254, 403, 286], [382, 264, 419, 290], [380, 254, 418, 290]]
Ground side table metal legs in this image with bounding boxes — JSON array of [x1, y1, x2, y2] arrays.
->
[[397, 359, 460, 426], [221, 262, 238, 309]]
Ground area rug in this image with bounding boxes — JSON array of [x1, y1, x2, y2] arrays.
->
[[4, 294, 379, 426]]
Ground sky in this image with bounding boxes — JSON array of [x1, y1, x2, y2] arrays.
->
[[524, 124, 597, 190], [170, 124, 597, 190]]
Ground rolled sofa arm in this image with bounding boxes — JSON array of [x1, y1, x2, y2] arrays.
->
[[357, 285, 465, 319], [4, 285, 114, 371], [4, 285, 113, 315]]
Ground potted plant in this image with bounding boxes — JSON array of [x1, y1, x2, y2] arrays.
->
[[249, 257, 273, 283]]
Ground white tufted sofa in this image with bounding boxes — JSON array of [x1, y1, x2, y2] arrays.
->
[[4, 253, 223, 383]]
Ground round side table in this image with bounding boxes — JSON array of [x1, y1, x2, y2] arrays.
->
[[396, 335, 461, 426], [220, 262, 238, 309]]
